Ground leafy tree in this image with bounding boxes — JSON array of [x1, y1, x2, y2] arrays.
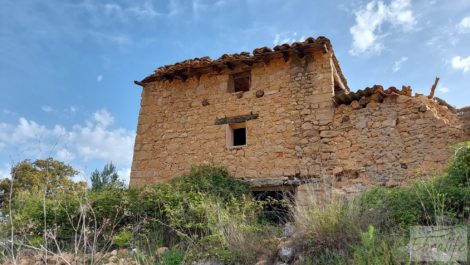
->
[[0, 158, 84, 207], [90, 162, 124, 191], [0, 178, 11, 208]]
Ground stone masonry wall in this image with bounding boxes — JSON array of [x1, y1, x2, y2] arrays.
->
[[132, 57, 313, 186], [130, 50, 336, 186], [328, 93, 465, 197], [458, 107, 470, 136], [290, 50, 336, 178], [131, 46, 467, 202]]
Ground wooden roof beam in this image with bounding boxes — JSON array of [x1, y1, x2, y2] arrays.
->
[[241, 59, 253, 66], [296, 47, 305, 58], [223, 61, 235, 70], [281, 51, 290, 62]]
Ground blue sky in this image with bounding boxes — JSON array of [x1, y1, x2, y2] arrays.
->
[[1, 0, 469, 183]]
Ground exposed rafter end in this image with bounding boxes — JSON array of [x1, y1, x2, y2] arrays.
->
[[296, 47, 305, 58], [282, 51, 290, 62], [174, 74, 188, 81], [224, 61, 235, 70], [262, 55, 270, 65], [241, 60, 254, 66], [212, 65, 223, 73]]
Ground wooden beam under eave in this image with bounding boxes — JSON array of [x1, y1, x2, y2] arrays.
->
[[296, 47, 305, 58], [281, 51, 290, 62], [162, 73, 174, 81], [187, 67, 201, 78], [224, 61, 235, 70], [188, 68, 202, 79], [241, 60, 253, 66], [211, 65, 223, 73], [332, 61, 347, 94], [262, 55, 270, 65]]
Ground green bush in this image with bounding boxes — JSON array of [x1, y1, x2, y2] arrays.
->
[[157, 249, 185, 265], [113, 230, 133, 248], [296, 142, 470, 264], [2, 164, 276, 264], [351, 226, 407, 265]]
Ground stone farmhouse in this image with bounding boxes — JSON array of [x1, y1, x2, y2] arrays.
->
[[130, 36, 470, 201]]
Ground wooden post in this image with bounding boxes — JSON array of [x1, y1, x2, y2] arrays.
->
[[428, 77, 440, 99]]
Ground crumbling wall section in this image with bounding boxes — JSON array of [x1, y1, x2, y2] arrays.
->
[[458, 106, 470, 137], [330, 91, 465, 197]]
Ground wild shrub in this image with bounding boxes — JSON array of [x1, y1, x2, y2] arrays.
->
[[293, 196, 362, 261], [1, 164, 277, 264], [157, 249, 185, 265], [351, 226, 408, 265], [359, 143, 470, 230], [295, 142, 470, 264], [112, 230, 133, 248], [194, 197, 280, 264]]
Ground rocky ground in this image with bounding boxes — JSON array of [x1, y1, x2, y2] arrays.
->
[[2, 249, 139, 265], [2, 224, 300, 265]]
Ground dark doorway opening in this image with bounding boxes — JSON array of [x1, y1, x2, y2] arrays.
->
[[252, 189, 295, 224]]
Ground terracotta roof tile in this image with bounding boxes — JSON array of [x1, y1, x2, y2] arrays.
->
[[137, 36, 348, 89], [334, 85, 462, 113]]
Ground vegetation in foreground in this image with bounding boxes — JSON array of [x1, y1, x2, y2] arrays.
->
[[0, 141, 469, 264]]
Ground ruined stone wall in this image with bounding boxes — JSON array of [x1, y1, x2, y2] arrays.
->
[[458, 107, 470, 136], [329, 94, 465, 197], [131, 55, 333, 186]]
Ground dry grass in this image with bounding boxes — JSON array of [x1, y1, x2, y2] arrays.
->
[[292, 187, 362, 260]]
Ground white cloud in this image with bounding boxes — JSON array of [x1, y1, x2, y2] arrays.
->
[[41, 105, 53, 113], [93, 108, 114, 127], [117, 167, 131, 183], [128, 2, 158, 18], [69, 106, 78, 113], [451, 56, 470, 73], [349, 0, 416, 55], [72, 124, 134, 164], [101, 1, 159, 18], [392, 56, 408, 72], [438, 86, 450, 94], [96, 75, 103, 82], [0, 109, 135, 167], [458, 16, 470, 31], [87, 30, 133, 46], [56, 148, 75, 162], [0, 118, 50, 143], [273, 32, 305, 45], [192, 0, 228, 18]]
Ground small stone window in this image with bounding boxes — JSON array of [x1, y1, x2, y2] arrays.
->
[[226, 122, 246, 147], [229, 71, 251, 93]]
